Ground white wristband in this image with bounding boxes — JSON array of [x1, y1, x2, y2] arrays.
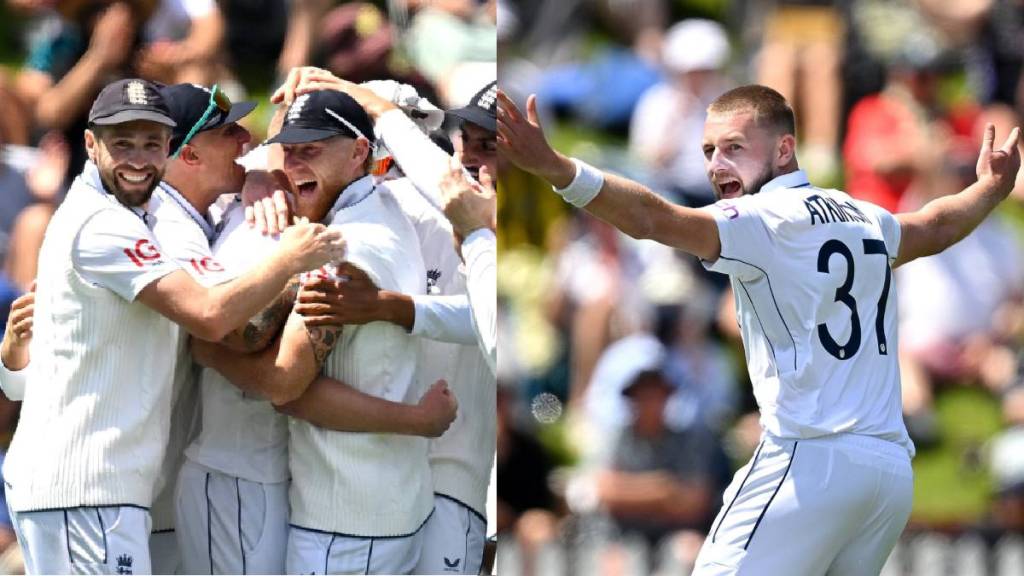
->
[[553, 158, 604, 207]]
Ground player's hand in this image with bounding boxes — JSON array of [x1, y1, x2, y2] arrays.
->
[[272, 67, 395, 118], [441, 152, 496, 239], [414, 379, 458, 438], [2, 282, 36, 371], [295, 263, 385, 326], [496, 90, 576, 187], [278, 220, 346, 274], [242, 170, 294, 235], [88, 2, 135, 69], [976, 123, 1022, 198]]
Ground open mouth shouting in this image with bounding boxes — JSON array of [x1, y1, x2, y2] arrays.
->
[[293, 177, 319, 197], [714, 176, 743, 199]]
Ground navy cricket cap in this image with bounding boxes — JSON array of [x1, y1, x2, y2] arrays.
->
[[447, 81, 496, 132], [266, 90, 376, 145], [162, 83, 257, 152], [89, 79, 177, 128]]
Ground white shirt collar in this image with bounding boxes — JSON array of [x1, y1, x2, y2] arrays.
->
[[81, 161, 154, 227], [158, 180, 216, 242], [324, 174, 376, 223], [759, 169, 811, 194]]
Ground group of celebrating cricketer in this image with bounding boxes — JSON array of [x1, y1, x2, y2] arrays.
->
[[0, 68, 497, 575]]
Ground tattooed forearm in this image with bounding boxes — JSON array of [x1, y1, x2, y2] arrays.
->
[[304, 324, 341, 367], [223, 279, 301, 352]]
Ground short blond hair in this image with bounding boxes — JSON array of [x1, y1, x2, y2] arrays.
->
[[708, 85, 796, 137]]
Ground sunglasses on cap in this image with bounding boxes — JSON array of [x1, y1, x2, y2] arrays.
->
[[172, 84, 231, 159]]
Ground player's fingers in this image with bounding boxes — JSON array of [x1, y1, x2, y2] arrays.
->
[[319, 228, 344, 245], [1000, 126, 1021, 155], [294, 303, 335, 316], [253, 199, 269, 234], [300, 276, 339, 291], [10, 310, 31, 328], [264, 197, 284, 234], [335, 262, 373, 286], [295, 81, 332, 95], [526, 94, 541, 128], [299, 315, 341, 326], [272, 189, 291, 230], [496, 90, 522, 124], [272, 68, 300, 104], [244, 204, 255, 227], [981, 123, 995, 156], [296, 288, 332, 303], [478, 165, 494, 190]]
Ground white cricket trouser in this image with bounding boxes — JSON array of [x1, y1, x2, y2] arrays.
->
[[175, 459, 289, 574], [149, 530, 178, 574], [12, 505, 152, 575], [414, 495, 486, 574], [693, 433, 913, 576], [285, 516, 429, 575]]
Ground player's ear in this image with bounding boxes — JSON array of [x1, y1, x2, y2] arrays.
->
[[776, 133, 797, 168], [180, 144, 200, 166], [84, 129, 98, 163], [353, 138, 370, 164]]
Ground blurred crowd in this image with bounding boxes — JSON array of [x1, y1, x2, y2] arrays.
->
[[496, 0, 1024, 573], [0, 0, 495, 572]]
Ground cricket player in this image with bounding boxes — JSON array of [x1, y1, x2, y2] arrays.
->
[[180, 196, 457, 575], [498, 84, 1022, 575], [0, 78, 343, 575], [272, 72, 499, 573], [191, 89, 433, 574], [146, 82, 259, 575]]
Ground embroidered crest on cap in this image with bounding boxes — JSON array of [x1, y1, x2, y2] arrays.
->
[[126, 80, 149, 105], [288, 94, 311, 122], [476, 84, 497, 110]]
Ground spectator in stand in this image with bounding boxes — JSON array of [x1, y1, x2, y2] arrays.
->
[[843, 45, 953, 213], [991, 386, 1024, 532], [134, 0, 227, 86], [4, 132, 70, 292], [316, 3, 439, 105], [14, 0, 150, 181], [629, 19, 730, 207], [596, 368, 723, 567], [756, 0, 845, 184], [896, 109, 1024, 444]]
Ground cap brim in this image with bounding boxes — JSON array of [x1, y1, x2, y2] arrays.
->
[[448, 108, 496, 132], [218, 101, 258, 127], [92, 109, 177, 128], [265, 126, 346, 145]]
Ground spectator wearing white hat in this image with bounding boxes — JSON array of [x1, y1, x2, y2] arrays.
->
[[628, 19, 731, 207]]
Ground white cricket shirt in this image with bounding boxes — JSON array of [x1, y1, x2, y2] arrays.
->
[[288, 176, 433, 537], [701, 170, 913, 457], [184, 201, 291, 484], [147, 182, 230, 531], [392, 181, 496, 519], [4, 162, 182, 511]]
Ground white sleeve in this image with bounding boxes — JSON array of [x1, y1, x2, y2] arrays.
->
[[0, 362, 26, 401], [155, 219, 232, 287], [376, 109, 451, 210], [863, 202, 902, 264], [461, 229, 496, 374], [411, 294, 477, 345], [699, 199, 771, 282], [74, 210, 182, 301], [182, 0, 215, 18]]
